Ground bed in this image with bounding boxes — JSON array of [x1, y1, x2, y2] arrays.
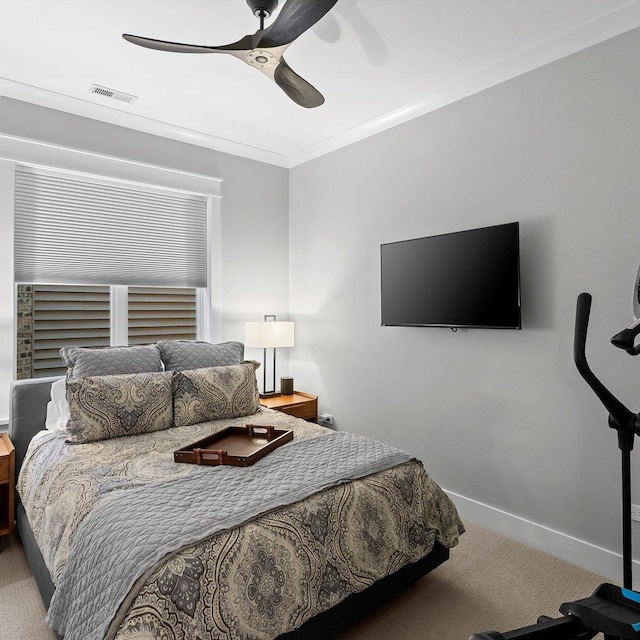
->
[[11, 341, 464, 640]]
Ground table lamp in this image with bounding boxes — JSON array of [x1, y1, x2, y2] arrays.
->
[[245, 315, 294, 398]]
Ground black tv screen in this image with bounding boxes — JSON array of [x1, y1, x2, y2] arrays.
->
[[381, 222, 521, 329]]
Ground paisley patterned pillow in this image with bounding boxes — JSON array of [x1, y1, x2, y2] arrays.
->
[[66, 371, 174, 444], [173, 361, 260, 427]]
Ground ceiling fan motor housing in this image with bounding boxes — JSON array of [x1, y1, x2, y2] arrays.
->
[[246, 0, 278, 18], [247, 49, 278, 70]]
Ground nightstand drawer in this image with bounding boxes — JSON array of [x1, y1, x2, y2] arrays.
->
[[0, 455, 8, 483], [278, 401, 316, 420], [261, 392, 318, 423]]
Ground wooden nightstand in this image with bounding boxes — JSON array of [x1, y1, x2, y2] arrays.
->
[[260, 392, 318, 423], [0, 432, 15, 539]]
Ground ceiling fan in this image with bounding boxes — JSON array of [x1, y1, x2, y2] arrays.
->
[[123, 0, 339, 108]]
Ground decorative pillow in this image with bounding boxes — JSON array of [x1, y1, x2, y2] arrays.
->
[[66, 371, 174, 444], [157, 340, 244, 372], [45, 378, 70, 432], [60, 344, 163, 381], [173, 361, 260, 427]]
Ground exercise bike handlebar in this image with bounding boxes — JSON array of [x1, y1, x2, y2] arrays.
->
[[611, 317, 640, 356], [574, 293, 634, 436]]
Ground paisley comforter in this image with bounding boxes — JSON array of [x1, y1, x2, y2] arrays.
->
[[18, 408, 464, 639]]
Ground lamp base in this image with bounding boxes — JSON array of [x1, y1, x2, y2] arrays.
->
[[260, 391, 282, 399]]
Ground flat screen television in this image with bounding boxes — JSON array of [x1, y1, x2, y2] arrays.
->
[[380, 222, 521, 329]]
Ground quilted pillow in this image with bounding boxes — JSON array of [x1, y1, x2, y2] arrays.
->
[[173, 361, 260, 427], [66, 371, 174, 444], [157, 340, 244, 372], [61, 344, 163, 381]]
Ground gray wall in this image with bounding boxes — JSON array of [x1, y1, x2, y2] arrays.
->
[[289, 28, 640, 575], [0, 97, 290, 387]]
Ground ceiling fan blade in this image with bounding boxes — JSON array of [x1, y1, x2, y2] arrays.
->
[[122, 33, 254, 54], [274, 58, 324, 108], [258, 0, 339, 48]]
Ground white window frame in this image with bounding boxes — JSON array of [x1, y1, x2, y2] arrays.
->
[[0, 134, 222, 417], [111, 285, 128, 346]]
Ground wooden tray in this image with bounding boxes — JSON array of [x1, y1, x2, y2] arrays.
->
[[174, 424, 293, 467]]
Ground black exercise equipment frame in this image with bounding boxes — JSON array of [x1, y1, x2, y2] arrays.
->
[[471, 292, 640, 640]]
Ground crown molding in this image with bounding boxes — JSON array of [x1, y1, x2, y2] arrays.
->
[[0, 77, 290, 168]]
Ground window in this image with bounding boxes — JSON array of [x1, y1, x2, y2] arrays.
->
[[16, 284, 198, 379], [14, 163, 212, 379], [17, 284, 111, 378], [128, 287, 197, 345]]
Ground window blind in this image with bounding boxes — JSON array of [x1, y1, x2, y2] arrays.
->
[[14, 165, 208, 287], [128, 286, 197, 345]]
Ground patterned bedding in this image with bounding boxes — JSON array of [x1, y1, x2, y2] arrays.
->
[[18, 408, 464, 639]]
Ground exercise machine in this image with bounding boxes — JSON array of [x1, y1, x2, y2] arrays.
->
[[471, 289, 640, 640]]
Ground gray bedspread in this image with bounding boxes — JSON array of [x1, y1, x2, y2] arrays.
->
[[46, 431, 413, 640]]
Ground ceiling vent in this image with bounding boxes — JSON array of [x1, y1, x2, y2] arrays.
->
[[89, 84, 137, 105]]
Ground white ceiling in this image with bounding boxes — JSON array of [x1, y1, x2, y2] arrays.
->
[[1, 0, 640, 167]]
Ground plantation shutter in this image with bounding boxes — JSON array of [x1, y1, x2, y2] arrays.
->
[[128, 287, 197, 345], [14, 165, 208, 287], [31, 285, 111, 377]]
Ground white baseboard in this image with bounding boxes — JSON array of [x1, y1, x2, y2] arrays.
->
[[446, 489, 640, 590]]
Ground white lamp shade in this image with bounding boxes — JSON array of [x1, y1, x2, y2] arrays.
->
[[245, 321, 294, 348]]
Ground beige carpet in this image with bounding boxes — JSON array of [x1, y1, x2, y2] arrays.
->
[[0, 522, 608, 640], [341, 522, 607, 640], [0, 532, 56, 640]]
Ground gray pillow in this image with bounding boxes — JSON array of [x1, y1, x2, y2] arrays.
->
[[157, 340, 244, 372], [66, 371, 174, 443], [173, 361, 260, 427], [60, 344, 163, 381]]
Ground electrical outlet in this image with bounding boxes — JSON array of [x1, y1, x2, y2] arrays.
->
[[319, 413, 334, 427], [632, 505, 640, 522]]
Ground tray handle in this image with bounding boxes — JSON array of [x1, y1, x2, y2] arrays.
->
[[246, 424, 275, 440], [194, 448, 226, 465]]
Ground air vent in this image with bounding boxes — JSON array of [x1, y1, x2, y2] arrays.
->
[[89, 84, 138, 104]]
